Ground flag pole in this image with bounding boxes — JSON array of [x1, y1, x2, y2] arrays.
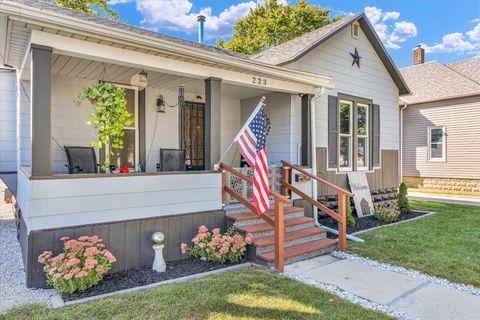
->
[[215, 96, 266, 170]]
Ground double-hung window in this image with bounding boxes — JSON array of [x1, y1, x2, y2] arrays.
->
[[339, 100, 353, 170], [108, 86, 139, 169], [428, 126, 446, 161], [356, 103, 369, 170], [329, 95, 379, 171]]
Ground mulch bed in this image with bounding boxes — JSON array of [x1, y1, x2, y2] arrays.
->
[[61, 258, 241, 302], [319, 210, 430, 236]]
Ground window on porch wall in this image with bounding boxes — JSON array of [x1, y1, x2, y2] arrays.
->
[[110, 87, 138, 168]]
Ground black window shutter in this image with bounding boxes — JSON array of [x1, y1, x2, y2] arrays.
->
[[328, 95, 338, 168], [372, 104, 380, 167]]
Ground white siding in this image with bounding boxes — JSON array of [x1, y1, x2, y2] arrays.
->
[[241, 92, 300, 164], [0, 70, 17, 172], [402, 97, 480, 179], [18, 169, 222, 230], [287, 26, 400, 151]]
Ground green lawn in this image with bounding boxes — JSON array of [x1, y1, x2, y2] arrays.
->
[[2, 268, 390, 320], [349, 200, 480, 287]]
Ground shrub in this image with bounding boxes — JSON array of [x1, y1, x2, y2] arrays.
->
[[346, 197, 356, 227], [38, 236, 116, 293], [181, 225, 253, 264], [398, 182, 412, 214], [374, 201, 400, 223]]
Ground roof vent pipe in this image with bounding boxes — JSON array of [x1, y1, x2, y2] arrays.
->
[[197, 15, 206, 44]]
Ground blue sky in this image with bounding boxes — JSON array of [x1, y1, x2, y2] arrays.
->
[[110, 0, 480, 68]]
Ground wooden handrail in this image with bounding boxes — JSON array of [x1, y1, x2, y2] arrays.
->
[[281, 160, 353, 197], [220, 162, 287, 272], [280, 160, 353, 252], [219, 163, 293, 205]]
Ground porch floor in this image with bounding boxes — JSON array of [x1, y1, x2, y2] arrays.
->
[[0, 194, 51, 312]]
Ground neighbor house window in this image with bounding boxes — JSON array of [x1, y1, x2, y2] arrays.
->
[[108, 86, 139, 169], [428, 126, 445, 161], [339, 100, 353, 170], [357, 103, 369, 170]]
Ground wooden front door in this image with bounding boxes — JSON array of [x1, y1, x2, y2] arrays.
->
[[183, 101, 205, 170]]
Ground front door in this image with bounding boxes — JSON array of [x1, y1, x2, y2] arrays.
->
[[183, 101, 205, 170]]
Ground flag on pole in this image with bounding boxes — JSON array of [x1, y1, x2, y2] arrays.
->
[[234, 100, 269, 215]]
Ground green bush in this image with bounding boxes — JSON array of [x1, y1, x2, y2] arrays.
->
[[346, 197, 356, 227], [374, 202, 400, 223], [398, 182, 412, 214]]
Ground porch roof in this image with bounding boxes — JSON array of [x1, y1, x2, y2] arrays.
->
[[0, 0, 334, 94]]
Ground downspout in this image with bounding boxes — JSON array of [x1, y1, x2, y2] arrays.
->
[[310, 87, 324, 225], [400, 102, 408, 183]]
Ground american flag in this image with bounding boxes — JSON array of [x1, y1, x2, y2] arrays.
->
[[234, 100, 269, 215]]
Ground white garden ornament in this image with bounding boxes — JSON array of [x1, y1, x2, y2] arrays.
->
[[151, 232, 166, 272]]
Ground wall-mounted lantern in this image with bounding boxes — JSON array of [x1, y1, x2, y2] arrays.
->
[[157, 95, 166, 113]]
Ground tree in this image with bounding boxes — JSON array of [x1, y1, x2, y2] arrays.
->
[[216, 0, 341, 55], [47, 0, 119, 20]]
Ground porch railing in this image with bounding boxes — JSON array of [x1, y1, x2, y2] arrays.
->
[[219, 162, 292, 272], [280, 160, 354, 251]]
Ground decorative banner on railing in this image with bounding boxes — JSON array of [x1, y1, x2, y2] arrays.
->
[[347, 171, 375, 217]]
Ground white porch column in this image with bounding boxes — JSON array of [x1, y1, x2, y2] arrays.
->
[[30, 44, 52, 176], [204, 77, 222, 170]]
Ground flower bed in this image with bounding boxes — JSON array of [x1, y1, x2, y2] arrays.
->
[[61, 258, 243, 302], [319, 210, 430, 235]]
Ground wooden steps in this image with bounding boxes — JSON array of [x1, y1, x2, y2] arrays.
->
[[226, 206, 337, 268]]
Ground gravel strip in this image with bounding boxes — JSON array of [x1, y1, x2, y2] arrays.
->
[[0, 200, 51, 313], [331, 251, 480, 297], [284, 272, 416, 320]]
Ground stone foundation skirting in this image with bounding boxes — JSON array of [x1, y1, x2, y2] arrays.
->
[[404, 176, 480, 193]]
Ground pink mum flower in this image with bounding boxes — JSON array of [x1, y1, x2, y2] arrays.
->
[[95, 265, 104, 273], [212, 228, 220, 237], [198, 242, 206, 249], [75, 270, 88, 278], [63, 273, 73, 280], [60, 236, 69, 241], [246, 234, 254, 245], [180, 243, 187, 254], [198, 225, 208, 233]]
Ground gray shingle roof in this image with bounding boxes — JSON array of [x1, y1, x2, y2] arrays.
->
[[446, 57, 480, 85], [250, 13, 363, 65], [399, 61, 480, 105], [7, 0, 249, 60]]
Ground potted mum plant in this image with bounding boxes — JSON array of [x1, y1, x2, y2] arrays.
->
[[75, 82, 133, 171]]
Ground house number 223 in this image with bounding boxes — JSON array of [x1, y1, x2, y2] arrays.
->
[[252, 77, 267, 86]]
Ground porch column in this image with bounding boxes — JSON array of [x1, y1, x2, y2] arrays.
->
[[30, 44, 52, 176], [204, 77, 222, 170]]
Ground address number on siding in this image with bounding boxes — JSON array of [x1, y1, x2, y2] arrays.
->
[[252, 77, 267, 86]]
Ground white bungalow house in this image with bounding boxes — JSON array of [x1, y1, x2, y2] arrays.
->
[[0, 0, 409, 288]]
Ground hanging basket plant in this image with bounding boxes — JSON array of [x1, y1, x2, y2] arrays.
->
[[75, 82, 133, 171]]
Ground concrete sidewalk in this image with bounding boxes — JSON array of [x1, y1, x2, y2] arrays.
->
[[408, 191, 480, 206], [285, 255, 480, 320]]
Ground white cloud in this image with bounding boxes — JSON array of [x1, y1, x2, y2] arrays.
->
[[364, 6, 417, 49], [422, 22, 480, 54], [467, 22, 480, 41], [119, 0, 275, 39]]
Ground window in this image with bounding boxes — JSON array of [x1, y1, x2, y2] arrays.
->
[[339, 100, 353, 170], [357, 103, 369, 170], [428, 126, 446, 161], [108, 86, 139, 169]]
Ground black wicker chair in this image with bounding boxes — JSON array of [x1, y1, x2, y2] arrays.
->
[[156, 149, 186, 172], [64, 146, 99, 174]]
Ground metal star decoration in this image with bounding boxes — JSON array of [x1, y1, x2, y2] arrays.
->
[[350, 48, 361, 68]]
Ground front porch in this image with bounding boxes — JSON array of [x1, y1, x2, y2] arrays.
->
[[12, 27, 335, 287]]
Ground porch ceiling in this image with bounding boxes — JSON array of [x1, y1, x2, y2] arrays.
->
[[47, 53, 274, 100]]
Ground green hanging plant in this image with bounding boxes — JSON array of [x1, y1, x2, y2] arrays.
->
[[75, 82, 133, 171]]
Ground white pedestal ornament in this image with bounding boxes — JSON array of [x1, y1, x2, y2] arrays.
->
[[151, 232, 166, 273]]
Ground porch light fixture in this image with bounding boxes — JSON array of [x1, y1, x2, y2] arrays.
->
[[157, 95, 166, 113], [130, 71, 148, 89]]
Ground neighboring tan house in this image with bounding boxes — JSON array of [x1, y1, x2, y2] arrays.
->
[[0, 0, 408, 288], [400, 46, 480, 194]]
